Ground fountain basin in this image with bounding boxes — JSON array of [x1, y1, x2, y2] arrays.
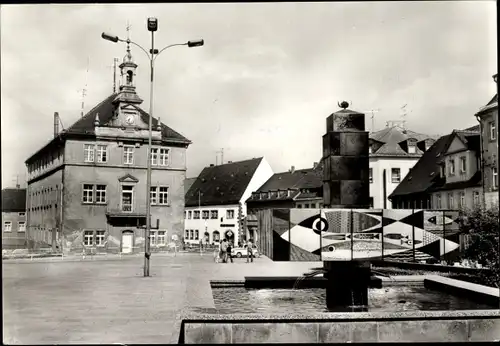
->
[[242, 276, 382, 289], [179, 309, 500, 343]]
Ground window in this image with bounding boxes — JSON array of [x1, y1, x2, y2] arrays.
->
[[96, 230, 105, 246], [448, 193, 454, 209], [121, 185, 134, 212], [459, 192, 465, 209], [151, 148, 158, 165], [82, 184, 94, 203], [123, 146, 134, 164], [4, 221, 12, 232], [493, 167, 498, 190], [369, 197, 374, 208], [369, 168, 373, 183], [226, 210, 235, 219], [83, 230, 94, 246], [158, 231, 166, 245], [440, 165, 445, 178], [473, 191, 480, 206], [449, 159, 455, 175], [436, 194, 442, 209], [150, 231, 157, 246], [185, 230, 189, 239], [18, 212, 26, 217], [489, 121, 496, 140], [391, 168, 401, 183], [460, 157, 466, 173], [202, 210, 209, 219], [84, 144, 95, 162], [213, 231, 220, 242], [210, 210, 218, 219], [159, 148, 169, 166], [297, 204, 302, 209], [195, 230, 199, 240], [368, 146, 373, 154], [188, 211, 192, 219], [95, 185, 107, 204], [96, 145, 107, 163], [150, 186, 158, 205], [304, 204, 310, 208], [158, 187, 168, 205], [190, 230, 194, 240], [408, 142, 416, 154], [194, 211, 200, 219], [18, 222, 26, 232]]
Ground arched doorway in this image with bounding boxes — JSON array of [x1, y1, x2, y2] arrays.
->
[[225, 230, 235, 245], [121, 230, 134, 254]]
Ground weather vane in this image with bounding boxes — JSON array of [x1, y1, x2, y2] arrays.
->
[[338, 101, 349, 109]]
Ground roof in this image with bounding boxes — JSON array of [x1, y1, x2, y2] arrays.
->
[[26, 93, 191, 163], [1, 188, 26, 212], [390, 126, 480, 198], [184, 177, 197, 195], [369, 126, 435, 157], [476, 94, 498, 116], [247, 163, 323, 202], [429, 171, 482, 192], [185, 158, 264, 207]]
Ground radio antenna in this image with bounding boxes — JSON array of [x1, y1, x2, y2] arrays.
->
[[80, 57, 90, 118]]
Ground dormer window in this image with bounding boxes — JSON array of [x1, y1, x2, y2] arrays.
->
[[408, 140, 417, 154], [439, 165, 445, 178]]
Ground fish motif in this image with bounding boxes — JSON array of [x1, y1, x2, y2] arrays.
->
[[280, 209, 460, 261], [428, 215, 454, 226]]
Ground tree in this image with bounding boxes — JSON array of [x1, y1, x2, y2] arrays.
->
[[459, 205, 499, 288]]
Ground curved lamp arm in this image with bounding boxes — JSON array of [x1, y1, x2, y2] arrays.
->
[[153, 43, 188, 62], [123, 39, 152, 61]]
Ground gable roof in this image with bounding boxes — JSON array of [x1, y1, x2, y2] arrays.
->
[[1, 188, 26, 212], [390, 126, 480, 198], [184, 177, 197, 195], [370, 126, 435, 157], [26, 93, 191, 164], [476, 94, 498, 116], [185, 158, 264, 207], [247, 163, 323, 202]]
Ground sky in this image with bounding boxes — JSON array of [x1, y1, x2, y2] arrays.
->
[[1, 2, 497, 188]]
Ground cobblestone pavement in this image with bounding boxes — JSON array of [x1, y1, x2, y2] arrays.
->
[[3, 252, 322, 344]]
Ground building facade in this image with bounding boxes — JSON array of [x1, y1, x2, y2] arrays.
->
[[24, 46, 191, 254], [2, 186, 27, 250], [369, 124, 436, 209], [475, 92, 498, 209], [184, 158, 273, 246], [390, 126, 483, 210]]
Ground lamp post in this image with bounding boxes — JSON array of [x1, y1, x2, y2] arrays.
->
[[102, 19, 204, 277]]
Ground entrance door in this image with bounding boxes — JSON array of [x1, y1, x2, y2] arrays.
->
[[122, 232, 133, 253]]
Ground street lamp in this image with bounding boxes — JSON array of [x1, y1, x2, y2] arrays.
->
[[102, 19, 204, 277]]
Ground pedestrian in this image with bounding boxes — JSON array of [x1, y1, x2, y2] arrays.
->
[[246, 238, 254, 263], [220, 238, 229, 263], [226, 241, 234, 263]]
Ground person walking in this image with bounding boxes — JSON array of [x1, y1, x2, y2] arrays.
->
[[220, 238, 228, 263], [246, 238, 254, 263], [226, 241, 234, 263]]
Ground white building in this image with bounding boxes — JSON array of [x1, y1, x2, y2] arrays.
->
[[369, 124, 436, 209], [184, 157, 273, 246]]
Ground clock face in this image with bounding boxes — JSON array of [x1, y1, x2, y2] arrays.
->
[[125, 115, 135, 125]]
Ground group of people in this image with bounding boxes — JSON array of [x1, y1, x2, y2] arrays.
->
[[214, 238, 255, 263]]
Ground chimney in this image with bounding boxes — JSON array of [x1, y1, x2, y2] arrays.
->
[[290, 165, 295, 173], [209, 164, 214, 167], [313, 162, 318, 169], [54, 112, 59, 138]]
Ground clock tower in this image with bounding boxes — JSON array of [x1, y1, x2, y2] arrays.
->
[[111, 40, 144, 128]]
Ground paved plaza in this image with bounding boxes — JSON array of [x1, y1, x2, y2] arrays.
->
[[3, 252, 322, 344]]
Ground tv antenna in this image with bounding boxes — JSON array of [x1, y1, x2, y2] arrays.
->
[[79, 57, 90, 118], [216, 148, 224, 165], [106, 58, 119, 93], [400, 104, 412, 131], [363, 109, 381, 133]]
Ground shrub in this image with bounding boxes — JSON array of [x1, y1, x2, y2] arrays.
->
[[459, 205, 499, 288]]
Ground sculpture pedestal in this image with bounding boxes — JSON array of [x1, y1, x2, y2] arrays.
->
[[323, 261, 371, 312]]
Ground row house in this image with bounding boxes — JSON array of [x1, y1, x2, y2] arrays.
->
[[2, 186, 27, 249], [475, 86, 498, 209], [24, 45, 191, 254], [369, 123, 436, 209], [389, 126, 483, 210], [184, 158, 273, 246]]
